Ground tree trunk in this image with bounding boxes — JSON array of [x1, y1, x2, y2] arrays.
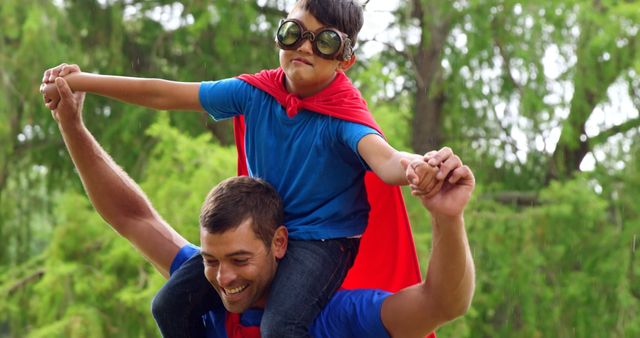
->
[[410, 0, 451, 154]]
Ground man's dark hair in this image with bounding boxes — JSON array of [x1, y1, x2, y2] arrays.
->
[[200, 176, 284, 248], [293, 0, 365, 46]]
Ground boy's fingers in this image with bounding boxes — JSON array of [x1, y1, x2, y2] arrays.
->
[[400, 158, 410, 170], [412, 160, 437, 186], [401, 158, 419, 184]]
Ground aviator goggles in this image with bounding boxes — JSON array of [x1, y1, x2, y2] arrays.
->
[[275, 19, 353, 61]]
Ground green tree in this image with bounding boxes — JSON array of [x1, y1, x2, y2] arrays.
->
[[371, 0, 639, 187]]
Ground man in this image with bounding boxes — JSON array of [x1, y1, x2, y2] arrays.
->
[[48, 76, 475, 337]]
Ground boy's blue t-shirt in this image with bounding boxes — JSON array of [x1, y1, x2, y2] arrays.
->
[[199, 79, 381, 240], [172, 244, 392, 338]]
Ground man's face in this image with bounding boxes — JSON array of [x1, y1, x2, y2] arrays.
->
[[200, 219, 284, 313]]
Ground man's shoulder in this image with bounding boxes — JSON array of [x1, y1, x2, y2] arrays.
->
[[310, 289, 392, 338], [327, 289, 392, 311], [170, 244, 200, 275]]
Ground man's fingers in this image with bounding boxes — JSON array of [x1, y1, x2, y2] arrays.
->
[[427, 147, 453, 167], [423, 180, 444, 199], [55, 77, 73, 101], [47, 63, 67, 82], [436, 154, 461, 180], [59, 64, 80, 77], [422, 150, 437, 163], [448, 165, 474, 185]]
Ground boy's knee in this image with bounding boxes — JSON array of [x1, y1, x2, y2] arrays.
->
[[260, 315, 309, 338], [151, 287, 174, 322]]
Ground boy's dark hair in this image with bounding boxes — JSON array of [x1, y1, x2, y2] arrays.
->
[[293, 0, 364, 46], [200, 176, 284, 248]]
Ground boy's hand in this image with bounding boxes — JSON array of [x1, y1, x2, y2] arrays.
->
[[400, 159, 442, 198], [41, 63, 81, 110]]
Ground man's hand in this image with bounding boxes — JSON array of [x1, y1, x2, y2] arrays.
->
[[419, 147, 475, 217], [400, 158, 442, 198], [49, 77, 85, 125], [41, 63, 81, 110]]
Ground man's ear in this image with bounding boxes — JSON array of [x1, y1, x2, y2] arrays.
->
[[338, 54, 357, 72], [271, 225, 288, 259]]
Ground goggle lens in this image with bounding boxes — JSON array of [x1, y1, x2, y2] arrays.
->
[[276, 19, 350, 60], [277, 21, 301, 46], [316, 31, 341, 56]]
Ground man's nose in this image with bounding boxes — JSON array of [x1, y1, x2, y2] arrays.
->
[[216, 263, 237, 287]]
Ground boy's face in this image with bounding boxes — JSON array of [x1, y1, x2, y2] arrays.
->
[[199, 219, 286, 313], [279, 8, 353, 97]]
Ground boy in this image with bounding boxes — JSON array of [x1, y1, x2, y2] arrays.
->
[[41, 1, 445, 336]]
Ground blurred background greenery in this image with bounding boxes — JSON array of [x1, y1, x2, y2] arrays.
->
[[0, 0, 638, 337]]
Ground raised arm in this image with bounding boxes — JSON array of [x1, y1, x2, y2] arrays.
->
[[357, 134, 424, 185], [41, 63, 203, 112], [380, 154, 476, 337], [49, 77, 189, 278], [358, 135, 447, 196]]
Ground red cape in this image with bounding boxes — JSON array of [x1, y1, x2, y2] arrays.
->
[[229, 68, 434, 337]]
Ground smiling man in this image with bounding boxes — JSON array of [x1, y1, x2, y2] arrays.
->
[[47, 75, 475, 337]]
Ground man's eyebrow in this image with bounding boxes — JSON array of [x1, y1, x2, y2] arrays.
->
[[199, 250, 253, 258], [226, 251, 253, 258]]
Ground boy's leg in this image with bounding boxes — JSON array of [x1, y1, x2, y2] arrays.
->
[[151, 252, 222, 338], [260, 238, 360, 338]]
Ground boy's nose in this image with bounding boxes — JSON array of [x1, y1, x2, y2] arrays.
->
[[297, 38, 314, 54]]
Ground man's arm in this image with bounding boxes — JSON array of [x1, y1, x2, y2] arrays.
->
[[50, 77, 189, 278], [41, 63, 203, 112], [380, 157, 476, 337]]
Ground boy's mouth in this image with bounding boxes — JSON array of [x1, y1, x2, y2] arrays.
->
[[292, 57, 312, 66]]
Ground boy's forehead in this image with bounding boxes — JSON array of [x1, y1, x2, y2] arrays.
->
[[287, 8, 326, 31]]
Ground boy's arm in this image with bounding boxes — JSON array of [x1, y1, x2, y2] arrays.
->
[[358, 135, 453, 195], [379, 159, 476, 336], [41, 63, 203, 112], [357, 134, 423, 185], [49, 77, 189, 278]]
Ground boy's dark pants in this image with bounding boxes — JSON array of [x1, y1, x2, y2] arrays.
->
[[151, 238, 360, 338]]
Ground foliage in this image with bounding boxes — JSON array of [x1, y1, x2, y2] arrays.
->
[[1, 116, 236, 336], [1, 0, 639, 337], [438, 176, 639, 337]]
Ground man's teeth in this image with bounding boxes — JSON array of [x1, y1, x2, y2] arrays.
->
[[224, 285, 248, 294]]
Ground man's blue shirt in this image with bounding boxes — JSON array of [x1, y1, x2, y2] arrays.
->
[[199, 79, 381, 240], [172, 244, 391, 338]]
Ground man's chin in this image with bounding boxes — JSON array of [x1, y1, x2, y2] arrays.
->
[[221, 299, 251, 314]]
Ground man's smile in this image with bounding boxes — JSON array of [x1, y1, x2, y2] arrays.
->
[[223, 284, 249, 295]]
